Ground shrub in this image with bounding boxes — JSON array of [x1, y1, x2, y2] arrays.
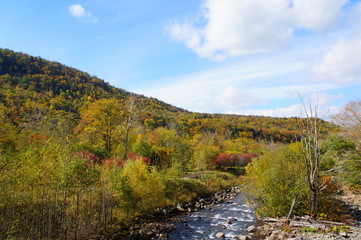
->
[[243, 143, 310, 217], [212, 153, 256, 169], [120, 158, 166, 215]]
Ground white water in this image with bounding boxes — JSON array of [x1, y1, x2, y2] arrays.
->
[[168, 194, 258, 239]]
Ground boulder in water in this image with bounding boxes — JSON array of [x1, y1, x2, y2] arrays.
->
[[247, 225, 256, 232], [234, 236, 250, 240], [215, 232, 225, 238]]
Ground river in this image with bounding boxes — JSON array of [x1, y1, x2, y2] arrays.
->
[[168, 193, 258, 239]]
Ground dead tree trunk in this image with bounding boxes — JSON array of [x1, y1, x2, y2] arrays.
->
[[300, 98, 332, 217]]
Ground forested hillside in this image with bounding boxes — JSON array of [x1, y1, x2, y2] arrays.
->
[[0, 48, 334, 143], [2, 48, 359, 240]]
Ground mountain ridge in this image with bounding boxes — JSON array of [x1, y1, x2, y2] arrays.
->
[[0, 48, 334, 143]]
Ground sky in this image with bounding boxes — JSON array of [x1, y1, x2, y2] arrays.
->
[[1, 0, 361, 118]]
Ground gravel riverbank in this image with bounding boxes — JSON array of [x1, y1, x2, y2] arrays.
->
[[250, 186, 361, 240], [112, 186, 361, 240], [118, 187, 246, 239]]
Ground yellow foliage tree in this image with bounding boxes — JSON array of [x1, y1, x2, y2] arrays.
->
[[78, 98, 124, 153], [121, 158, 166, 214]]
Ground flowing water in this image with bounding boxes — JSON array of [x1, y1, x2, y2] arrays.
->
[[168, 194, 258, 239]]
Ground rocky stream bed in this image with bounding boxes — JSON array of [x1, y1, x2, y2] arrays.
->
[[114, 186, 361, 240]]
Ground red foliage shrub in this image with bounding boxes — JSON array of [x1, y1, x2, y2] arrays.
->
[[127, 152, 151, 165], [74, 150, 100, 163], [212, 153, 257, 169], [102, 158, 124, 167], [101, 153, 151, 168], [212, 153, 230, 169]]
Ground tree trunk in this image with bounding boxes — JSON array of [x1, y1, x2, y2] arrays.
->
[[122, 128, 129, 161], [310, 190, 317, 217], [104, 134, 112, 153]]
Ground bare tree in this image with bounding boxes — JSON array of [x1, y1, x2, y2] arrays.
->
[[331, 100, 361, 147], [122, 95, 141, 161], [300, 100, 332, 216]]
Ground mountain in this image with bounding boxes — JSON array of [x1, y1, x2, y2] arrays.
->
[[0, 48, 333, 142], [0, 48, 187, 113]]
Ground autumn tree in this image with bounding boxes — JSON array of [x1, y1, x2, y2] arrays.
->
[[149, 127, 192, 171], [78, 98, 124, 153], [330, 101, 361, 187], [244, 143, 309, 217], [0, 104, 17, 173], [121, 95, 140, 161]]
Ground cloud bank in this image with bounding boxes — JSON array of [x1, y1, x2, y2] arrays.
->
[[167, 0, 346, 60], [312, 3, 361, 84]]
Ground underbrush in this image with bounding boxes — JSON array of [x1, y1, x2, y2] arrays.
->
[[164, 178, 210, 203], [165, 170, 240, 203]]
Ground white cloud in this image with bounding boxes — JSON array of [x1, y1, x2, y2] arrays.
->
[[244, 104, 302, 118], [312, 38, 361, 84], [291, 0, 346, 32], [240, 97, 338, 118], [69, 4, 86, 18], [135, 44, 343, 117], [215, 86, 265, 110], [311, 3, 361, 84], [166, 0, 347, 60], [243, 105, 340, 118], [68, 4, 98, 23]]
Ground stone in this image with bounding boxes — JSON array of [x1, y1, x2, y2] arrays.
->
[[176, 203, 186, 212], [259, 230, 269, 237], [235, 236, 250, 240], [278, 231, 289, 239], [227, 220, 232, 224], [266, 230, 279, 240], [215, 232, 225, 238], [247, 225, 256, 232], [339, 231, 348, 237]]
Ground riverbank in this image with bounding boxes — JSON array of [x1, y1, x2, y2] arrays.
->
[[110, 186, 246, 239], [250, 186, 361, 240], [105, 182, 361, 240], [132, 186, 361, 240], [252, 216, 361, 240]]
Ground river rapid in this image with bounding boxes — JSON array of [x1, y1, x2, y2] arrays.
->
[[168, 193, 258, 239]]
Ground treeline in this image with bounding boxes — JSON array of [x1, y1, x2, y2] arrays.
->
[[0, 98, 240, 239], [0, 48, 336, 144]]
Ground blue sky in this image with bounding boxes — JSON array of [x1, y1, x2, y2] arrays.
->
[[1, 0, 360, 118]]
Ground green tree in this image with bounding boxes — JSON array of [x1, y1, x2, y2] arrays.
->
[[0, 104, 17, 173], [151, 127, 193, 171], [244, 143, 309, 217], [324, 135, 360, 187], [105, 158, 166, 216]]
